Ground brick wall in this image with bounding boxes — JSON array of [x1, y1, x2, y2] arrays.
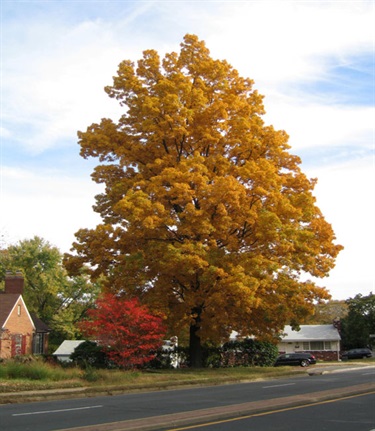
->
[[278, 349, 340, 361], [4, 273, 24, 295], [0, 298, 34, 359], [311, 351, 340, 361]]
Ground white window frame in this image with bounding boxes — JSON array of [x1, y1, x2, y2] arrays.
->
[[302, 341, 333, 351]]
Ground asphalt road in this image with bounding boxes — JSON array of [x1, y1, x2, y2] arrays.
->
[[166, 392, 375, 431], [1, 366, 374, 431]]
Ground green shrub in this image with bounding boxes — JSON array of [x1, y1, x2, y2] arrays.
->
[[23, 364, 51, 380], [204, 350, 222, 368], [4, 362, 23, 379], [165, 340, 278, 368], [70, 341, 111, 369], [221, 339, 278, 367], [3, 361, 48, 380], [82, 365, 100, 382], [0, 358, 82, 381], [0, 364, 6, 379]]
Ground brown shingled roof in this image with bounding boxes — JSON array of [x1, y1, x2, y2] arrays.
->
[[30, 313, 51, 333], [0, 293, 21, 328]]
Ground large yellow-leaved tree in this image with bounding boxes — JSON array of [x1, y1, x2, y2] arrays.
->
[[65, 35, 343, 367]]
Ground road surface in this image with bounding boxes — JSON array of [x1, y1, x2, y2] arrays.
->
[[1, 366, 374, 431], [167, 392, 375, 430]]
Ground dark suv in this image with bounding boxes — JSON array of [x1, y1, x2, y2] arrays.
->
[[341, 348, 372, 360], [274, 352, 316, 367]]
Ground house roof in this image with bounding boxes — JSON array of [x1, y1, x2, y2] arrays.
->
[[0, 293, 35, 331], [53, 340, 86, 356], [0, 294, 21, 327], [281, 325, 341, 341], [30, 313, 51, 333]]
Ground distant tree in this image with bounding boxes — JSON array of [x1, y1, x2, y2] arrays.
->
[[0, 236, 100, 347], [79, 294, 167, 368], [305, 300, 348, 324], [64, 34, 343, 367], [0, 236, 63, 321], [340, 293, 375, 350], [48, 273, 102, 348]]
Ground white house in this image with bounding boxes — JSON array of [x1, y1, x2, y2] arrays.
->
[[278, 325, 341, 361], [53, 340, 85, 362]]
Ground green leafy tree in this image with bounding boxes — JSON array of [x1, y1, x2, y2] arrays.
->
[[64, 34, 343, 367], [340, 293, 375, 350], [1, 237, 63, 321], [0, 236, 100, 347], [305, 300, 348, 324]]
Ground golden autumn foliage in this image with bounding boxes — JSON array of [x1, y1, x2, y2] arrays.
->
[[64, 35, 343, 366]]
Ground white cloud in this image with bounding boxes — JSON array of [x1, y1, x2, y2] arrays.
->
[[264, 99, 374, 151], [0, 127, 11, 138], [3, 1, 372, 155], [1, 166, 102, 252], [203, 1, 373, 85], [2, 2, 160, 154], [305, 156, 375, 299], [3, 19, 125, 153]]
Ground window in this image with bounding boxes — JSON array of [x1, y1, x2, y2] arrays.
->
[[17, 305, 21, 316], [33, 333, 44, 355], [324, 341, 332, 350], [302, 341, 333, 351], [310, 341, 324, 350], [11, 334, 26, 356]]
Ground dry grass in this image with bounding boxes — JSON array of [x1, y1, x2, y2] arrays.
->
[[0, 359, 303, 393], [3, 356, 373, 395]]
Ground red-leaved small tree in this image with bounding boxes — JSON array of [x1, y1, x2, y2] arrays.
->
[[79, 294, 166, 368]]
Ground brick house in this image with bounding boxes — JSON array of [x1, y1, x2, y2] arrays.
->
[[0, 272, 49, 359]]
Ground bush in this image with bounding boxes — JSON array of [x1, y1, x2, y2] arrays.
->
[[0, 357, 80, 381], [204, 349, 222, 368], [147, 350, 173, 369], [0, 356, 51, 380], [70, 341, 112, 369], [148, 340, 278, 368], [221, 339, 278, 367], [82, 365, 100, 382]]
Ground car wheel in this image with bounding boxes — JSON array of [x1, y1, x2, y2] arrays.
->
[[300, 359, 309, 367]]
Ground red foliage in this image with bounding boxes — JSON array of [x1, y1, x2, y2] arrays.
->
[[79, 294, 166, 368]]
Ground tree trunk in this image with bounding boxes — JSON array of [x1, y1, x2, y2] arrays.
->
[[189, 322, 203, 368]]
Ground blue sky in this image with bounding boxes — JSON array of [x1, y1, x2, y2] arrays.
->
[[1, 0, 374, 300]]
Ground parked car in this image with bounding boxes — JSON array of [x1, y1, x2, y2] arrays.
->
[[274, 353, 317, 367], [341, 348, 372, 360]]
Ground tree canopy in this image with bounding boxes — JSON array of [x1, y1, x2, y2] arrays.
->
[[1, 236, 64, 322], [305, 300, 348, 324], [1, 236, 100, 347], [340, 293, 375, 350], [64, 34, 343, 367]]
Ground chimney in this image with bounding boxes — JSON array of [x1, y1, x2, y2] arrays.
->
[[4, 271, 24, 295]]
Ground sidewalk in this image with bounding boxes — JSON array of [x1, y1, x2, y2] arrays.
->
[[307, 362, 375, 375]]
